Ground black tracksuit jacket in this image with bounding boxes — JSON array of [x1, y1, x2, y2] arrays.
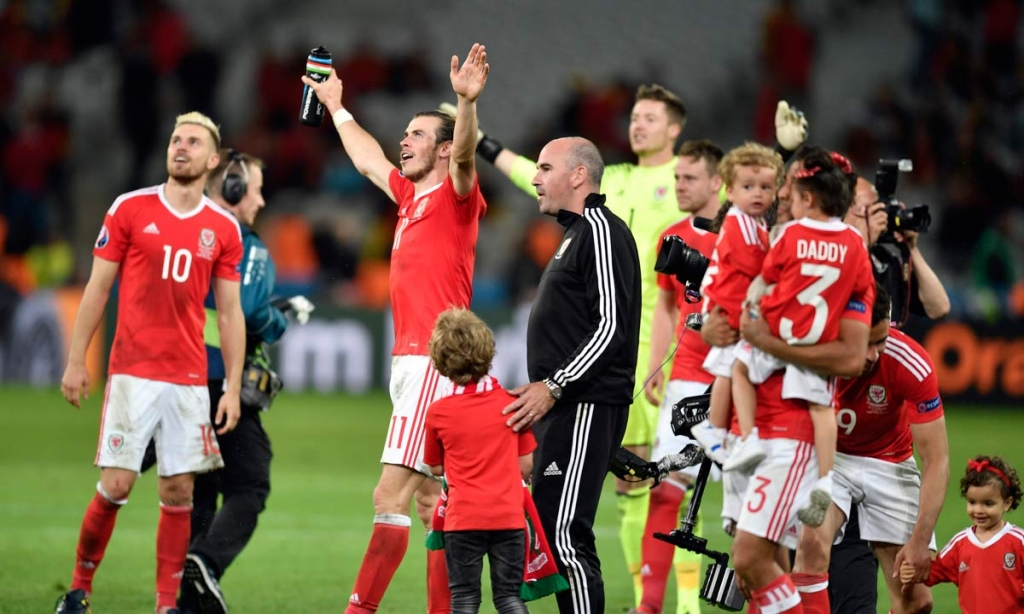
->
[[527, 193, 641, 406]]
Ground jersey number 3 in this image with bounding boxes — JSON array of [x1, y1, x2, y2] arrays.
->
[[779, 263, 840, 345], [162, 245, 193, 282]]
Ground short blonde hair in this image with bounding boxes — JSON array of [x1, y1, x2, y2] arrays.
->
[[428, 308, 495, 385], [174, 111, 221, 149], [719, 142, 784, 189]]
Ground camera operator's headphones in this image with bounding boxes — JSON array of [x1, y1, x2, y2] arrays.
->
[[221, 149, 249, 206]]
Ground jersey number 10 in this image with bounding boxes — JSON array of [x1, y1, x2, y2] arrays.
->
[[162, 245, 193, 282]]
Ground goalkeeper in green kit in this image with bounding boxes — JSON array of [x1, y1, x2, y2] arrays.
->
[[447, 84, 699, 612]]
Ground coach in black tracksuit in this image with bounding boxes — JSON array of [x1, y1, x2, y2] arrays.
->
[[503, 137, 641, 614]]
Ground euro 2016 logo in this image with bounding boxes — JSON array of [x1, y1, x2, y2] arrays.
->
[[95, 225, 110, 249]]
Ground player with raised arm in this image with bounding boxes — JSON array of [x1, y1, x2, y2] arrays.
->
[[301, 43, 489, 613], [54, 112, 245, 614], [690, 142, 783, 465], [729, 148, 875, 528]]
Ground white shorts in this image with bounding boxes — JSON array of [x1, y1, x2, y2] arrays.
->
[[735, 341, 833, 407], [721, 434, 749, 526], [96, 374, 223, 476], [832, 452, 937, 549], [736, 438, 818, 549], [703, 343, 738, 378], [652, 379, 719, 481], [382, 355, 452, 476]]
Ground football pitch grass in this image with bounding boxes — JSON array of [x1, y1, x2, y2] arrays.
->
[[1, 385, 1020, 613]]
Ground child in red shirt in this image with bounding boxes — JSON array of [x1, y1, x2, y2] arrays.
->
[[901, 455, 1024, 614], [423, 308, 536, 614]]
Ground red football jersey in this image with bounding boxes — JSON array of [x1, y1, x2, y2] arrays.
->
[[927, 523, 1024, 614], [657, 217, 715, 384], [754, 370, 814, 443], [834, 328, 943, 462], [422, 376, 536, 531], [388, 170, 486, 355], [700, 208, 768, 329], [760, 218, 874, 345], [93, 185, 242, 384]]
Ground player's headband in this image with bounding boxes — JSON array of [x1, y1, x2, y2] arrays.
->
[[968, 458, 1011, 487]]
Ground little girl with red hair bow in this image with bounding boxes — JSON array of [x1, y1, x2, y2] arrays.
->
[[901, 455, 1024, 614]]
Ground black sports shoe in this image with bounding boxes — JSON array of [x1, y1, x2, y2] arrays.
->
[[54, 589, 91, 613], [182, 554, 228, 614]]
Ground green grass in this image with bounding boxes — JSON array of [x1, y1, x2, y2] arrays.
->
[[1, 385, 1020, 613]]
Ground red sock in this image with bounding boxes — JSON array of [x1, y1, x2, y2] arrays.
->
[[792, 573, 829, 614], [751, 574, 803, 613], [427, 547, 451, 613], [345, 515, 411, 613], [71, 491, 123, 593], [638, 482, 686, 613], [156, 504, 191, 610]]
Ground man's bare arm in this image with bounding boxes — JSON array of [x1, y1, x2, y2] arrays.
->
[[740, 312, 868, 377], [908, 418, 949, 549], [302, 68, 397, 201], [448, 44, 489, 197]]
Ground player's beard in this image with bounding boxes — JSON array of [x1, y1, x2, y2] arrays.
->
[[402, 149, 439, 184], [167, 159, 208, 186]]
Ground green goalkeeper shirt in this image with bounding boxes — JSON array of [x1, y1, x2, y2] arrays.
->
[[509, 155, 685, 348]]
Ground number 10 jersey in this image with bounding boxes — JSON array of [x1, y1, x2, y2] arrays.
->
[[93, 184, 243, 384]]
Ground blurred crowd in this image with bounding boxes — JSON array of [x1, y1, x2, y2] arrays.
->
[[0, 0, 1021, 320]]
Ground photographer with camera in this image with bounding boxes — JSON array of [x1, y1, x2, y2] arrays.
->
[[631, 140, 723, 614], [857, 160, 950, 327]]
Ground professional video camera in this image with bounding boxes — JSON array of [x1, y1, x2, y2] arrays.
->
[[609, 392, 745, 610], [654, 230, 711, 304], [874, 158, 931, 239]]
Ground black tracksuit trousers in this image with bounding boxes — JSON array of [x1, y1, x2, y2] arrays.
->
[[531, 401, 629, 614]]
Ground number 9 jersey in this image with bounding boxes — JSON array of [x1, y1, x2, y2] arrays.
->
[[93, 185, 243, 384]]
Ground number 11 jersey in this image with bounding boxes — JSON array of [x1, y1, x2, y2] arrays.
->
[[93, 185, 243, 384]]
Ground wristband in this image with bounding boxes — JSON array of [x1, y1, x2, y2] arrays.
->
[[332, 108, 354, 129], [477, 134, 505, 164]]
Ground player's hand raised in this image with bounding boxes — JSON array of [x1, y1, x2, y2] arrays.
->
[[775, 101, 809, 151], [61, 362, 90, 408], [301, 68, 344, 114], [215, 390, 241, 435], [450, 43, 489, 102]]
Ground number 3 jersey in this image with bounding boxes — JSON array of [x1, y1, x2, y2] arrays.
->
[[93, 185, 243, 384], [759, 218, 874, 345]]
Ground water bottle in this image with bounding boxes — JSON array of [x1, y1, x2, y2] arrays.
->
[[299, 46, 332, 127]]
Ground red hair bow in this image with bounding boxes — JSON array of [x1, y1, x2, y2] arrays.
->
[[794, 166, 821, 179], [830, 152, 853, 175], [968, 458, 1011, 487]]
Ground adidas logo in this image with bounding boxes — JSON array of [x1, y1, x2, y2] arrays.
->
[[144, 222, 160, 234], [543, 462, 562, 477], [958, 561, 969, 573], [349, 593, 361, 604]]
